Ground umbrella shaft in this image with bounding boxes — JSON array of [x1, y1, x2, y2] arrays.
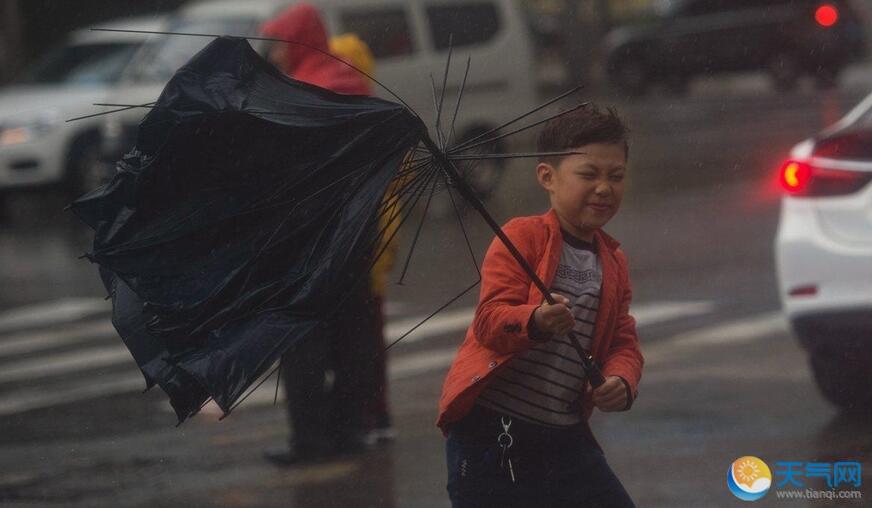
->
[[421, 136, 605, 388]]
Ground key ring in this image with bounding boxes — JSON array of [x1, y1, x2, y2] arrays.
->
[[497, 416, 513, 448]]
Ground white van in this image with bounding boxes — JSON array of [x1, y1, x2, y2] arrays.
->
[[0, 15, 165, 198], [99, 0, 538, 198]]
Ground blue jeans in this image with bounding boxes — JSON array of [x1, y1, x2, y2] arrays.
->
[[446, 406, 636, 508]]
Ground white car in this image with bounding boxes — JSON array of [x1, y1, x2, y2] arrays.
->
[[99, 0, 538, 200], [775, 91, 872, 412], [0, 15, 165, 199]]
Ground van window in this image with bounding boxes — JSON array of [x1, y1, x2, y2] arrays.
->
[[339, 8, 415, 58], [426, 3, 501, 50]]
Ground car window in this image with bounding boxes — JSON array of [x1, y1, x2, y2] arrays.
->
[[21, 42, 139, 85], [129, 18, 258, 83], [339, 8, 415, 58], [425, 2, 501, 50]]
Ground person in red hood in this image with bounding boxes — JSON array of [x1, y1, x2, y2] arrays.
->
[[260, 2, 370, 95], [260, 3, 379, 467]]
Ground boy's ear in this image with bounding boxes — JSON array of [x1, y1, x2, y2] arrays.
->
[[536, 162, 555, 191]]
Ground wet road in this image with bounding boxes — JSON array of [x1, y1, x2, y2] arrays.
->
[[0, 79, 870, 507]]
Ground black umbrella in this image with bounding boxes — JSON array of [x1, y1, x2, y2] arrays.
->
[[70, 34, 603, 422]]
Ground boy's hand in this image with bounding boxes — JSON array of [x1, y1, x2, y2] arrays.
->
[[590, 376, 628, 412], [533, 293, 574, 337]]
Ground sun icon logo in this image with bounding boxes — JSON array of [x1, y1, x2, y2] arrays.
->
[[737, 459, 762, 483], [727, 456, 772, 501]]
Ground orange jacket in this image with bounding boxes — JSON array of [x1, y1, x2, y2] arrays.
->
[[436, 209, 644, 437]]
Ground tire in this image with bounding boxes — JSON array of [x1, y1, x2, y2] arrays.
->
[[809, 349, 872, 414], [609, 57, 650, 97], [65, 135, 108, 199], [768, 51, 801, 92]]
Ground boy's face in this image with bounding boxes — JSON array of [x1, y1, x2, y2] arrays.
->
[[536, 142, 627, 242]]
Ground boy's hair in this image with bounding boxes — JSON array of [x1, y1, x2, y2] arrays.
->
[[537, 104, 629, 165]]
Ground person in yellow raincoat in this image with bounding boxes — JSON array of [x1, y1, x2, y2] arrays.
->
[[331, 33, 397, 442]]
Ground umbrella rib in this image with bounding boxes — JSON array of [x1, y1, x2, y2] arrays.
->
[[447, 56, 472, 149], [450, 102, 590, 154], [66, 101, 157, 122], [434, 34, 454, 152], [373, 162, 434, 221], [367, 164, 438, 253], [404, 156, 435, 169], [383, 280, 480, 352], [429, 74, 446, 150], [395, 164, 440, 285], [89, 28, 423, 122], [447, 150, 585, 161], [220, 361, 281, 418], [447, 85, 582, 153], [90, 102, 392, 121], [230, 154, 388, 297], [273, 356, 282, 406], [330, 164, 439, 315], [321, 159, 435, 302], [443, 171, 481, 276]]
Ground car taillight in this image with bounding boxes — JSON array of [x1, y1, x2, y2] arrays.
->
[[815, 4, 839, 28], [789, 285, 818, 297], [779, 160, 872, 197]]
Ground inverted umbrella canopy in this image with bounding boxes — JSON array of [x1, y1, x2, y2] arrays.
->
[[70, 37, 424, 421]]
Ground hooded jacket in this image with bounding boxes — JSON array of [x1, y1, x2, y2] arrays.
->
[[260, 3, 369, 95], [437, 210, 644, 442]]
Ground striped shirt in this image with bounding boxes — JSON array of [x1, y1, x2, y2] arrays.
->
[[478, 232, 601, 427]]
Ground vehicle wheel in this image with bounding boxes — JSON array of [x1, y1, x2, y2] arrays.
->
[[809, 349, 872, 414], [453, 126, 507, 202], [610, 58, 649, 96], [66, 136, 108, 199], [769, 51, 801, 92]]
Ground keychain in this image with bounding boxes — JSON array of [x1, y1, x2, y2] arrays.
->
[[497, 416, 516, 483]]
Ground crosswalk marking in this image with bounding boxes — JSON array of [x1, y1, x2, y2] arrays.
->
[[629, 300, 715, 327], [0, 298, 725, 416], [643, 311, 788, 366], [385, 300, 716, 346], [0, 298, 108, 335], [0, 320, 115, 357], [212, 310, 787, 411], [0, 345, 133, 384], [0, 373, 143, 417], [385, 308, 475, 344]]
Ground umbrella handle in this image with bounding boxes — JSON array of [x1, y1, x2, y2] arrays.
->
[[422, 136, 606, 393]]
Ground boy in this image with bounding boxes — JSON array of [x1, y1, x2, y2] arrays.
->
[[437, 105, 643, 507]]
